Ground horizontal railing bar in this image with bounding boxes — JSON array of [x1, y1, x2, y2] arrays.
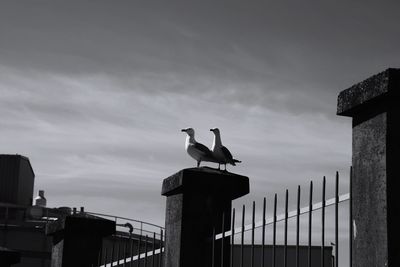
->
[[85, 211, 165, 230], [100, 247, 165, 267], [216, 193, 349, 239]]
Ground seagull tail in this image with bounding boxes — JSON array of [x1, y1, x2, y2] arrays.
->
[[233, 159, 241, 165]]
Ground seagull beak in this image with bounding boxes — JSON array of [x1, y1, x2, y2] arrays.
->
[[210, 129, 213, 132], [181, 129, 187, 132]]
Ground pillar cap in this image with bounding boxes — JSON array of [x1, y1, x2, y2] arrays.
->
[[46, 213, 115, 237], [337, 68, 400, 117], [162, 167, 249, 200]]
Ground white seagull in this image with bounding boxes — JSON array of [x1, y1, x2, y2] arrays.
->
[[181, 128, 217, 167], [210, 128, 241, 170]]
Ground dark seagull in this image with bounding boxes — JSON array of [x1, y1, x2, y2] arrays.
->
[[210, 128, 241, 170], [181, 128, 217, 167]]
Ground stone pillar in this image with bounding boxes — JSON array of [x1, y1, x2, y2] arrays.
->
[[0, 247, 20, 267], [337, 68, 400, 267], [46, 213, 115, 267], [162, 167, 249, 267]]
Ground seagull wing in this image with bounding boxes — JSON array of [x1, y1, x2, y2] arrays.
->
[[194, 142, 212, 156], [221, 146, 234, 162]]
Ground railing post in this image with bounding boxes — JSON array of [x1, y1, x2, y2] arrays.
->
[[161, 167, 249, 267], [337, 68, 400, 267], [46, 213, 115, 267]]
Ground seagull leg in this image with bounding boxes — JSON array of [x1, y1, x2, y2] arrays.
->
[[218, 163, 221, 170], [197, 161, 200, 168]]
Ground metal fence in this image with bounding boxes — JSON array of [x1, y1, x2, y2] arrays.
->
[[0, 204, 165, 267], [88, 212, 165, 267], [95, 230, 164, 267], [210, 169, 352, 267]]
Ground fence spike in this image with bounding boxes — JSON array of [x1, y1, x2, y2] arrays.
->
[[284, 189, 288, 267], [296, 185, 301, 267], [321, 176, 326, 267], [240, 205, 245, 267], [308, 181, 313, 267], [231, 209, 235, 267], [251, 201, 255, 267], [335, 172, 339, 267], [261, 197, 266, 267], [273, 194, 277, 267], [221, 212, 225, 267]]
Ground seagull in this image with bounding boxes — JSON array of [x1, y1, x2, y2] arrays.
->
[[210, 128, 241, 170], [181, 128, 217, 167]]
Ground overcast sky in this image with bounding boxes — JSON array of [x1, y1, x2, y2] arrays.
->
[[0, 2, 399, 260]]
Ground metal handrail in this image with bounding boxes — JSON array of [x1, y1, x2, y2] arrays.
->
[[84, 211, 164, 230]]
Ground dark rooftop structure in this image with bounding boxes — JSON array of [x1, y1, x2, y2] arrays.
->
[[0, 154, 35, 207]]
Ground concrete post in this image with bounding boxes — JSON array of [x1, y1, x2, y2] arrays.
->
[[161, 167, 249, 267], [337, 68, 400, 267], [0, 247, 20, 266], [46, 213, 115, 267]]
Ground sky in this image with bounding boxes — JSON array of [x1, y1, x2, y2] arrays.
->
[[0, 1, 399, 263]]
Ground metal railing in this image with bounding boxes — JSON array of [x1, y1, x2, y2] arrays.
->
[[84, 211, 164, 240], [211, 169, 352, 267], [96, 228, 164, 267]]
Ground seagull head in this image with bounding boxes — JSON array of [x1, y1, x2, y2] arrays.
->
[[210, 128, 220, 135], [181, 128, 195, 136]]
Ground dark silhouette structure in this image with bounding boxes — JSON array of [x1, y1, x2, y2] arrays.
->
[[0, 155, 35, 206], [162, 167, 249, 267], [46, 213, 115, 267], [0, 246, 21, 267], [337, 68, 400, 267]]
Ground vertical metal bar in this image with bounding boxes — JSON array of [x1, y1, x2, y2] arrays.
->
[[308, 181, 313, 267], [105, 248, 108, 267], [212, 228, 216, 267], [273, 194, 277, 267], [119, 243, 123, 267], [130, 235, 134, 267], [321, 176, 326, 267], [98, 246, 103, 267], [159, 229, 163, 267], [152, 232, 156, 267], [251, 201, 255, 267], [98, 250, 101, 267], [321, 177, 326, 267], [240, 205, 245, 267], [144, 235, 148, 267], [112, 241, 116, 267], [231, 209, 235, 267], [335, 172, 339, 267], [349, 167, 353, 267], [46, 208, 49, 225], [137, 234, 142, 267], [284, 190, 288, 267], [117, 243, 121, 267], [117, 242, 122, 267], [296, 186, 301, 267], [124, 239, 128, 267], [261, 197, 266, 267], [221, 213, 225, 267]]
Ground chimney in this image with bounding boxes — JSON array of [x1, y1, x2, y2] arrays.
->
[[34, 190, 47, 207]]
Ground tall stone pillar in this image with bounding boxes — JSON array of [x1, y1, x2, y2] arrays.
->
[[162, 167, 249, 267], [337, 68, 400, 267], [46, 213, 115, 267]]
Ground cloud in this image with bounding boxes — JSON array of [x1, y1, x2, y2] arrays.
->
[[1, 1, 399, 118]]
